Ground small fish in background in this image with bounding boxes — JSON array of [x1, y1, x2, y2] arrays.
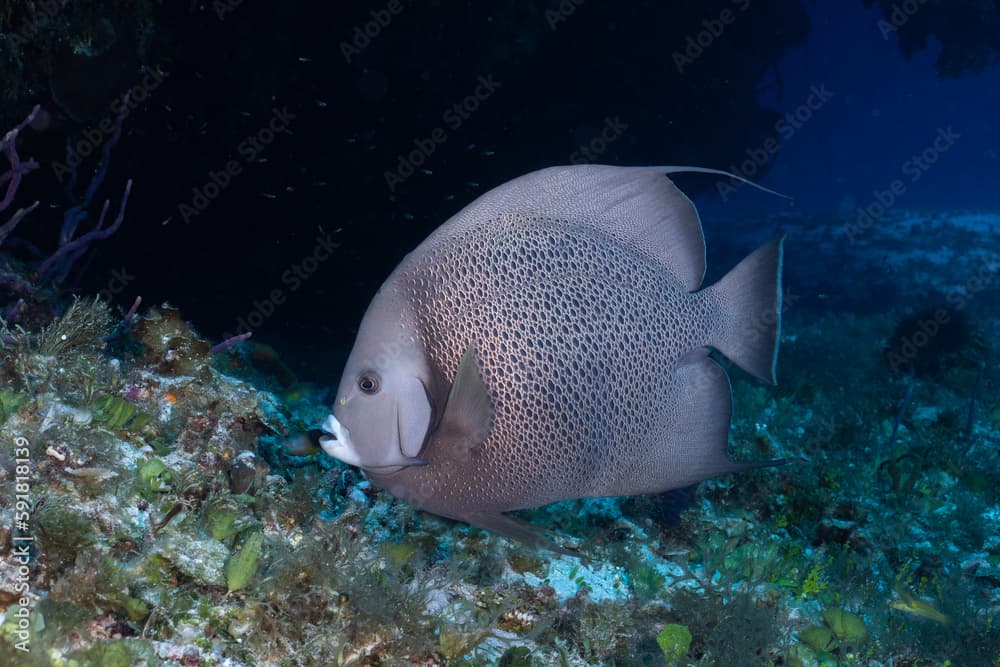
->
[[283, 430, 324, 457], [889, 590, 952, 627], [320, 164, 786, 552]]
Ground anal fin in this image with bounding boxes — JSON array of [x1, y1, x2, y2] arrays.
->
[[670, 348, 785, 486]]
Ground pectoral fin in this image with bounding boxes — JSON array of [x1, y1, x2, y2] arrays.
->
[[435, 346, 495, 460]]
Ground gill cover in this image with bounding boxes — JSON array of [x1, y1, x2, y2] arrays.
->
[[395, 375, 432, 460]]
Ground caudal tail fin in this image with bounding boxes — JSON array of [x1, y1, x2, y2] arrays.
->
[[706, 236, 784, 383]]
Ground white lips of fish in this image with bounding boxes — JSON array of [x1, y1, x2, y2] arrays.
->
[[319, 413, 360, 466]]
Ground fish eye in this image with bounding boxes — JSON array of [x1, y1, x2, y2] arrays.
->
[[358, 373, 380, 394]]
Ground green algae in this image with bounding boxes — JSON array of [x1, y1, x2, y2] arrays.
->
[[785, 643, 817, 667], [439, 625, 493, 660], [34, 599, 90, 643], [94, 394, 137, 428], [0, 387, 25, 422], [205, 502, 243, 542], [799, 625, 835, 653], [657, 624, 693, 666], [383, 539, 420, 569], [624, 557, 665, 602], [121, 596, 150, 623], [507, 551, 544, 575], [823, 608, 868, 648], [798, 608, 868, 663], [137, 457, 173, 496], [225, 531, 263, 593], [92, 394, 153, 432]]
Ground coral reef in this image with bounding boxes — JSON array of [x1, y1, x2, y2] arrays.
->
[[0, 273, 996, 665]]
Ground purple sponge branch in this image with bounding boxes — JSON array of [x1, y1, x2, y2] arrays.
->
[[0, 105, 41, 239], [0, 271, 36, 296], [60, 93, 130, 246], [102, 295, 144, 343], [35, 179, 134, 281], [124, 295, 142, 324], [211, 331, 253, 354], [0, 201, 40, 246]]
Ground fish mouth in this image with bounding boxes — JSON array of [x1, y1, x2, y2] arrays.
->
[[319, 413, 363, 467]]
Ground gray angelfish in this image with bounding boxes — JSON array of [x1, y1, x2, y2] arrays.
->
[[321, 164, 785, 551]]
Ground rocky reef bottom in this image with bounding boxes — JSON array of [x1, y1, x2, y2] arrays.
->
[[1, 216, 999, 666]]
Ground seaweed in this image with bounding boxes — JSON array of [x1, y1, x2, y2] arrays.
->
[[32, 297, 112, 357], [92, 394, 153, 431]]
